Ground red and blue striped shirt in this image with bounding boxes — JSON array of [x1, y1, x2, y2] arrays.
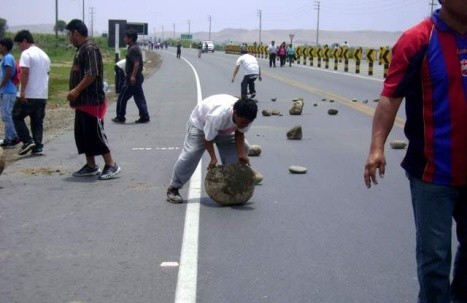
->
[[382, 10, 467, 186]]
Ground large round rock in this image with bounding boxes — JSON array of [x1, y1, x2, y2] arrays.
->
[[204, 163, 255, 206]]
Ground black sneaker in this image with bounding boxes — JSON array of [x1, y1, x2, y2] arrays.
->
[[31, 147, 43, 155], [111, 117, 126, 124], [167, 186, 183, 204], [73, 164, 101, 177], [18, 141, 36, 155], [249, 92, 256, 99], [98, 163, 121, 180], [135, 117, 150, 123]]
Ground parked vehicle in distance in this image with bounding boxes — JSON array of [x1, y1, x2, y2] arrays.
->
[[202, 41, 215, 53]]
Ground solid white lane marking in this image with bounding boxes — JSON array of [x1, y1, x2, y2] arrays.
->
[[174, 56, 203, 303]]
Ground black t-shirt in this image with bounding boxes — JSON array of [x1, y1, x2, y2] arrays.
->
[[125, 43, 143, 77]]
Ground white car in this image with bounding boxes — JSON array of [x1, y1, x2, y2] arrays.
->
[[202, 41, 215, 53]]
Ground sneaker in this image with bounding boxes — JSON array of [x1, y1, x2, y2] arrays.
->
[[111, 117, 126, 124], [167, 186, 183, 204], [18, 141, 36, 155], [98, 163, 121, 180], [135, 117, 150, 123], [1, 140, 13, 149], [73, 164, 101, 177], [31, 147, 43, 155], [249, 92, 256, 99]]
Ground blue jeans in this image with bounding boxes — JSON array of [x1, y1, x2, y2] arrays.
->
[[408, 174, 467, 303], [169, 121, 250, 189], [0, 93, 18, 141]]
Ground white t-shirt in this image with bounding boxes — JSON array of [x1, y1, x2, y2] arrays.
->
[[19, 45, 51, 99], [189, 94, 251, 141], [236, 54, 259, 76]]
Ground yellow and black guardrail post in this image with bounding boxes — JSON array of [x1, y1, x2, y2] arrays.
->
[[366, 48, 375, 76], [309, 47, 315, 66], [324, 46, 330, 69], [342, 48, 349, 72], [317, 47, 322, 68], [296, 47, 302, 65], [333, 48, 339, 71], [354, 47, 362, 74], [381, 47, 391, 78]]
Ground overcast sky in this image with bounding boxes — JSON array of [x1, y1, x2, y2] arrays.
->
[[3, 0, 438, 35]]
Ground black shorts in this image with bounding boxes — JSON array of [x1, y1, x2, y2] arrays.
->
[[74, 110, 110, 156]]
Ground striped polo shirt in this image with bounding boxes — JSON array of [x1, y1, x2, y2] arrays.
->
[[382, 10, 467, 186]]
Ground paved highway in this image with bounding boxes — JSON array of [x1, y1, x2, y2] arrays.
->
[[0, 47, 428, 303]]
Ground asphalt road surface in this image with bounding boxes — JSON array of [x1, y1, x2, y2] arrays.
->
[[1, 47, 441, 303]]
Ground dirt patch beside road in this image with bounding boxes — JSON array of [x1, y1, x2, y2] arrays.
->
[[0, 51, 161, 171]]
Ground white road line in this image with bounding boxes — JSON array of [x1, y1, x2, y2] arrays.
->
[[174, 55, 203, 303]]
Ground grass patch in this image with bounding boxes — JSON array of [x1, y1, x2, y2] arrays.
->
[[4, 33, 124, 106]]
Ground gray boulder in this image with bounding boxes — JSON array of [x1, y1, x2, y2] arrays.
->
[[287, 125, 302, 140], [248, 145, 262, 156], [289, 98, 304, 115], [204, 163, 255, 206]]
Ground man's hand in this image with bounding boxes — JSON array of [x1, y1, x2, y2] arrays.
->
[[67, 88, 80, 106], [207, 158, 218, 170], [238, 154, 250, 166], [130, 75, 136, 86], [364, 150, 386, 188], [19, 92, 27, 103]]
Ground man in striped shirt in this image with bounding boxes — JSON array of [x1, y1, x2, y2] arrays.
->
[[66, 19, 121, 180], [364, 0, 467, 301]]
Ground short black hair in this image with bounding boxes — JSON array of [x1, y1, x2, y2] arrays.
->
[[125, 29, 138, 42], [13, 30, 34, 44], [66, 19, 88, 37], [234, 98, 258, 122], [0, 37, 14, 51]]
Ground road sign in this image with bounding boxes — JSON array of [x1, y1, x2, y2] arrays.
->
[[289, 34, 295, 43], [180, 34, 193, 40]]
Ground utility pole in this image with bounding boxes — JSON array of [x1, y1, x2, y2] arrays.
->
[[429, 0, 438, 14], [55, 0, 58, 37], [314, 0, 320, 47], [188, 20, 191, 35], [173, 23, 175, 39], [257, 9, 262, 45], [89, 6, 95, 37], [82, 0, 85, 23], [208, 15, 212, 40], [162, 25, 164, 41]]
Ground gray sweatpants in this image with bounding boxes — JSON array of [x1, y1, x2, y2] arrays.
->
[[169, 121, 249, 189]]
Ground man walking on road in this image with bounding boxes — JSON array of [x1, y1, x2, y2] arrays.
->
[[268, 40, 277, 68], [66, 19, 121, 180], [364, 1, 467, 302], [166, 95, 258, 203], [112, 29, 150, 124], [12, 30, 50, 155], [231, 45, 262, 100]]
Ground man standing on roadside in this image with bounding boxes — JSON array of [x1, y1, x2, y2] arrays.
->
[[0, 37, 20, 148], [66, 19, 121, 180], [364, 0, 467, 302], [112, 29, 150, 124], [12, 30, 50, 155]]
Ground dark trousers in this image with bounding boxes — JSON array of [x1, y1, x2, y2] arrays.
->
[[115, 76, 150, 120], [240, 75, 258, 99], [269, 53, 277, 67], [279, 55, 286, 67], [12, 98, 46, 148]]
